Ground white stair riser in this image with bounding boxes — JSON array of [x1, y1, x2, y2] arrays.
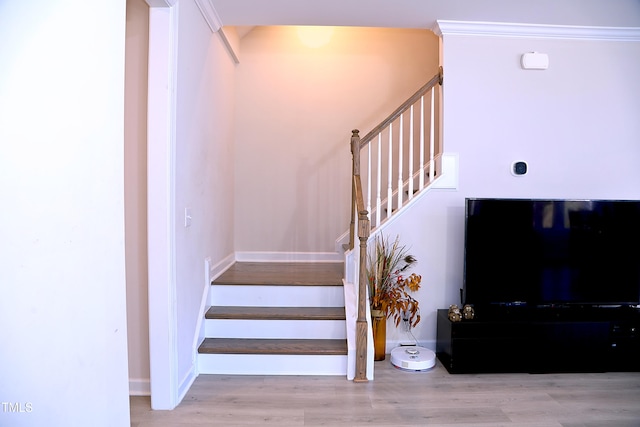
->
[[210, 285, 344, 307], [198, 353, 347, 376], [205, 319, 347, 339]]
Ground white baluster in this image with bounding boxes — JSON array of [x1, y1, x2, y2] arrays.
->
[[387, 123, 393, 218], [408, 104, 414, 200], [397, 114, 404, 209], [376, 133, 382, 227], [366, 142, 372, 221], [429, 87, 435, 182], [419, 95, 425, 190]]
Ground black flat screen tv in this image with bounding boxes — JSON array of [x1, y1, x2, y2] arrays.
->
[[464, 198, 640, 310]]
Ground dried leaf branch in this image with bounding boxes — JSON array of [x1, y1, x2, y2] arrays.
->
[[367, 234, 422, 327]]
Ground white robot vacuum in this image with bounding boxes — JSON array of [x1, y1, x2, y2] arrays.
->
[[390, 345, 436, 372]]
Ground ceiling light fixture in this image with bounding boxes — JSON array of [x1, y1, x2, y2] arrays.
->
[[296, 26, 334, 48]]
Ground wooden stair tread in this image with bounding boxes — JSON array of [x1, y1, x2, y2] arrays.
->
[[212, 262, 343, 286], [198, 338, 347, 355], [206, 306, 345, 320]]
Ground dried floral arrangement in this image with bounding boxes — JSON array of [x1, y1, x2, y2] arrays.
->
[[367, 234, 422, 327]]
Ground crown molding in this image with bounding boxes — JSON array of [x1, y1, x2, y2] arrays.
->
[[192, 0, 239, 63], [145, 0, 178, 7], [194, 0, 222, 33], [218, 28, 240, 64], [433, 20, 640, 42]]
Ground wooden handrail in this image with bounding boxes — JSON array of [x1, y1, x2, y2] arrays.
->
[[358, 67, 442, 149]]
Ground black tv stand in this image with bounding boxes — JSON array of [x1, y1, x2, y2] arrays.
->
[[436, 307, 640, 374]]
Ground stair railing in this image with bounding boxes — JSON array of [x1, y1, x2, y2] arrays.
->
[[349, 68, 443, 382]]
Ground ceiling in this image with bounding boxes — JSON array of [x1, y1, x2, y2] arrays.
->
[[210, 0, 640, 30]]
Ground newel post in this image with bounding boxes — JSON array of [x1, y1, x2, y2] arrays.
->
[[349, 130, 360, 250], [353, 205, 370, 382]]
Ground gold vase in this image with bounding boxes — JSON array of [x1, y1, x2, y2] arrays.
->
[[371, 309, 386, 361]]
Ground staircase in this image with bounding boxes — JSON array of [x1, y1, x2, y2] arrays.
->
[[197, 262, 349, 375], [197, 69, 445, 380]]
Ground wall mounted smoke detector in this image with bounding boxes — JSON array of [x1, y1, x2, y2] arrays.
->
[[521, 52, 549, 70]]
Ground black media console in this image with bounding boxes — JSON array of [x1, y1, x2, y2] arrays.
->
[[436, 307, 640, 374]]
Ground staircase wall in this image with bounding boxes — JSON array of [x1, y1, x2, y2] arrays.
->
[[141, 0, 239, 408], [172, 0, 239, 403], [233, 26, 439, 255]]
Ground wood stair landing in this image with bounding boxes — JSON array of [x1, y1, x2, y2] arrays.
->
[[198, 262, 348, 376], [211, 261, 344, 286]]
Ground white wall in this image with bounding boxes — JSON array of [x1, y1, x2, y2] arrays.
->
[[125, 0, 151, 396], [234, 27, 439, 255], [173, 0, 236, 397], [0, 1, 130, 426], [442, 31, 640, 200], [382, 23, 640, 349]]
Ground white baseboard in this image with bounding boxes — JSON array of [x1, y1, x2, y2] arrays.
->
[[235, 251, 343, 263], [210, 253, 236, 280], [177, 365, 197, 404], [193, 257, 214, 378], [129, 378, 151, 396], [335, 231, 349, 253]]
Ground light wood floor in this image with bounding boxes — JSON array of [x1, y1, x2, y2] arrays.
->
[[130, 358, 640, 426]]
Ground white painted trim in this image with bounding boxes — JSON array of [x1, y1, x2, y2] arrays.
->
[[433, 20, 640, 41], [334, 230, 350, 253], [364, 290, 375, 380], [431, 153, 458, 189], [193, 258, 213, 376], [190, 254, 234, 373], [210, 284, 345, 307], [198, 354, 348, 376], [146, 1, 179, 410], [343, 248, 356, 289], [217, 28, 240, 64], [210, 252, 236, 281], [177, 365, 198, 404], [205, 319, 347, 339], [193, 0, 222, 32], [235, 251, 344, 263], [343, 280, 357, 380], [193, 0, 239, 63], [129, 378, 151, 396], [146, 0, 177, 7]]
